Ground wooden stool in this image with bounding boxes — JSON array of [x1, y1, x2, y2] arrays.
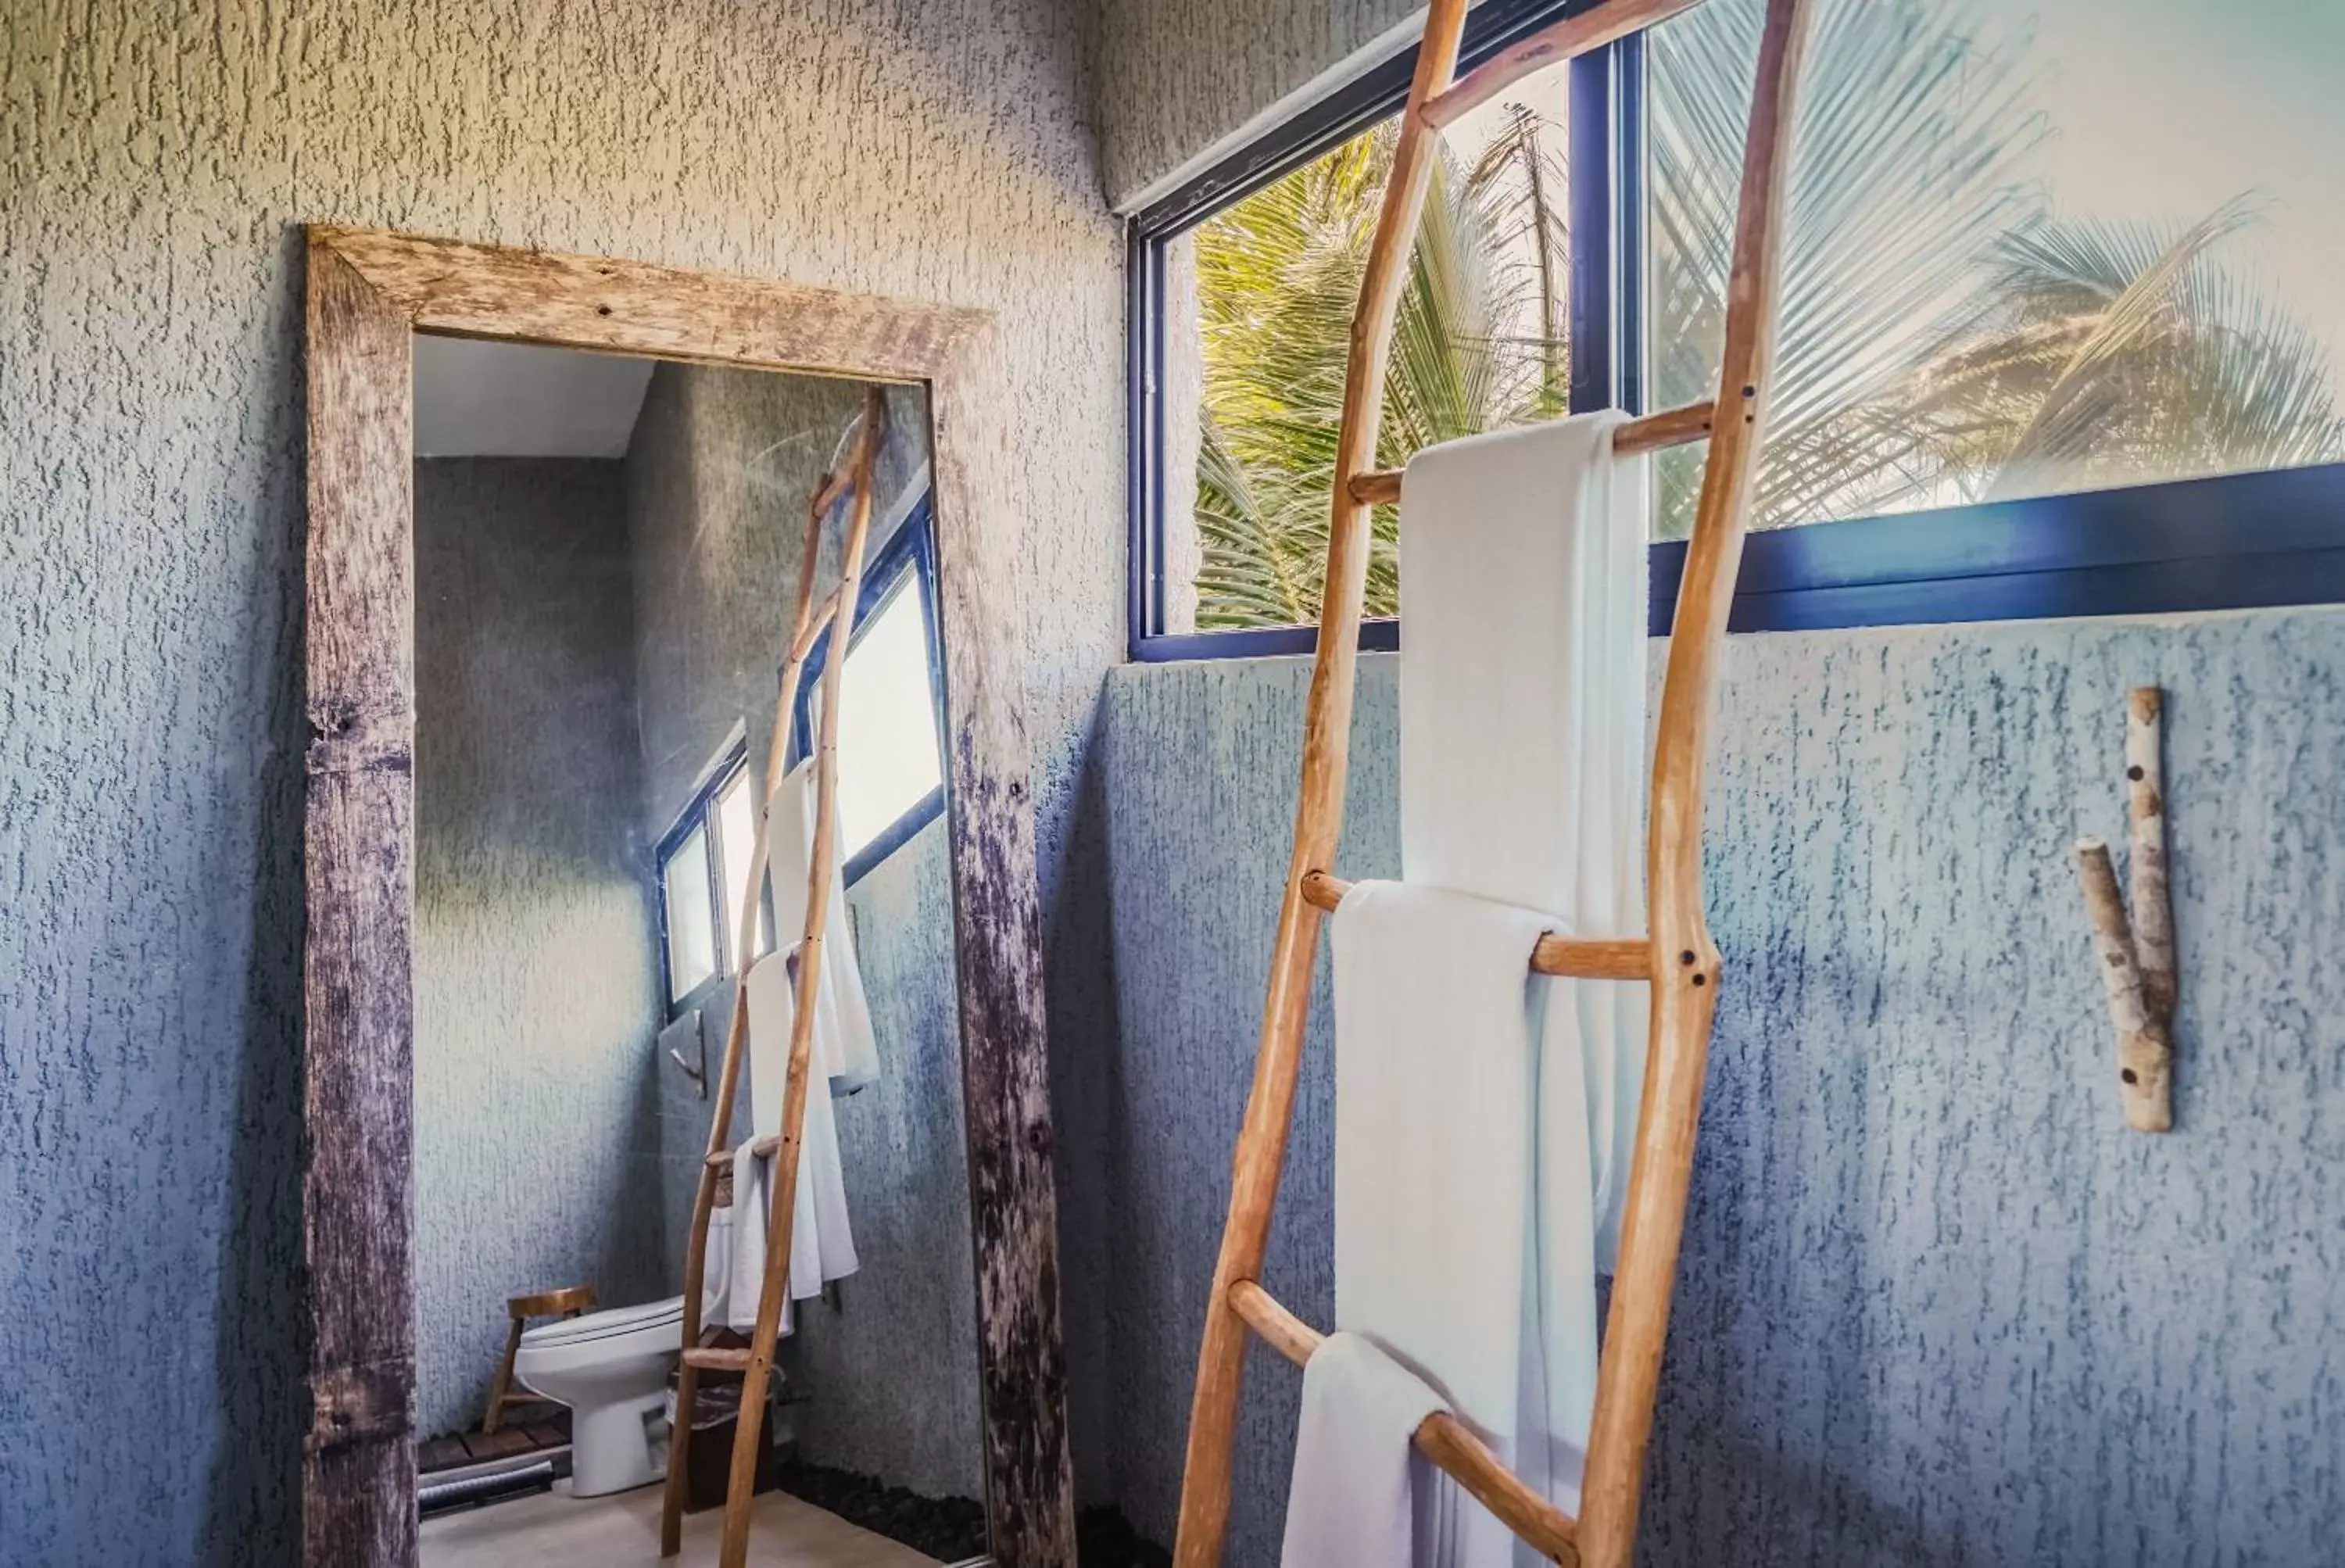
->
[[483, 1284, 595, 1433]]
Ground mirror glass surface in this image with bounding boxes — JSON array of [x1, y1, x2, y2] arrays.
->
[[406, 337, 984, 1566]]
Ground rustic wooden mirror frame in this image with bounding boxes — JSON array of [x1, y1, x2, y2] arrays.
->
[[301, 225, 1075, 1566]]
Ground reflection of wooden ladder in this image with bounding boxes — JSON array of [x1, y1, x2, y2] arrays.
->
[[659, 386, 888, 1567], [1172, 2, 1810, 1565]]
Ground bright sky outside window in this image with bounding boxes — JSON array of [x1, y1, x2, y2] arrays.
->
[[810, 574, 944, 865], [661, 824, 717, 1002], [1646, 0, 2345, 539], [712, 765, 768, 961]]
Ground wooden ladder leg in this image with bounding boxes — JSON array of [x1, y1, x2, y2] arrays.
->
[[483, 1313, 524, 1435], [1170, 8, 1470, 1561], [1574, 2, 1810, 1562], [717, 387, 886, 1568], [661, 396, 881, 1559]]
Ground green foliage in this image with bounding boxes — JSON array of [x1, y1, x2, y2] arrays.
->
[[1191, 0, 2345, 624], [1191, 108, 1573, 628]]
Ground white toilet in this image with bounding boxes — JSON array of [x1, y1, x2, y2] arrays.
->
[[512, 1294, 686, 1497]]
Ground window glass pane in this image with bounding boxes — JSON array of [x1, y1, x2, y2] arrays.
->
[[661, 825, 718, 1001], [831, 578, 943, 861], [712, 766, 768, 963], [1648, 0, 2345, 539], [1160, 66, 1573, 633]]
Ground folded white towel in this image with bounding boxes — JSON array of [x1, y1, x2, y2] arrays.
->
[[1330, 879, 1570, 1566], [765, 759, 881, 1096], [1281, 1332, 1448, 1568], [741, 950, 859, 1319], [1398, 410, 1649, 1269], [1305, 412, 1643, 1563], [727, 1138, 775, 1335]]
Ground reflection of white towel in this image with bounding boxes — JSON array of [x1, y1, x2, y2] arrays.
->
[[742, 952, 857, 1301], [1282, 1332, 1447, 1568], [765, 760, 881, 1094]]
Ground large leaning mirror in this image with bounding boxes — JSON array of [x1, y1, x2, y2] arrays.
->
[[301, 228, 1074, 1568]]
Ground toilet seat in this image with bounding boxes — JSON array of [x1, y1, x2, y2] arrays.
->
[[520, 1294, 685, 1349]]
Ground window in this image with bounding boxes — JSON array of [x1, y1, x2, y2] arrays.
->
[[1130, 0, 2345, 656], [661, 824, 718, 1003], [657, 739, 770, 1008], [1135, 0, 1593, 654], [1645, 0, 2345, 539], [794, 495, 947, 882]]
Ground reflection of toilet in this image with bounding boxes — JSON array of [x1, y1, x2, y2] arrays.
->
[[512, 1294, 685, 1496]]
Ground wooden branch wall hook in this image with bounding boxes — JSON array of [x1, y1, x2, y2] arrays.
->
[[2071, 686, 2175, 1133]]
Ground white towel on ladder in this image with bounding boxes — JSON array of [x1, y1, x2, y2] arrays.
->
[[765, 758, 881, 1096], [1316, 410, 1649, 1566], [740, 950, 859, 1321], [1398, 409, 1649, 1268], [1329, 880, 1562, 1567], [1281, 1331, 1448, 1568]]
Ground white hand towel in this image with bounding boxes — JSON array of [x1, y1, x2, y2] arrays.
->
[[766, 759, 882, 1094], [1398, 410, 1649, 1269], [1330, 879, 1570, 1566], [726, 1139, 772, 1334], [1281, 1332, 1448, 1568], [743, 950, 859, 1305]]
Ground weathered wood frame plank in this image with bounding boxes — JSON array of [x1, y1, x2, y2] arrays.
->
[[301, 226, 1076, 1567]]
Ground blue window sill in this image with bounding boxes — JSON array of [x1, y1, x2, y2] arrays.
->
[[1133, 461, 2345, 660]]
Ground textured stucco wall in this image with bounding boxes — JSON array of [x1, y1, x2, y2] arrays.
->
[[1093, 610, 2345, 1565], [411, 457, 665, 1438], [798, 816, 988, 1504], [623, 363, 983, 1501], [0, 0, 1118, 1557], [1095, 0, 1421, 208]]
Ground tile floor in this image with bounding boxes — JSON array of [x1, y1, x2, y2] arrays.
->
[[420, 1477, 941, 1567]]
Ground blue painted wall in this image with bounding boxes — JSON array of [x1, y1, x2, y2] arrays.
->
[[1079, 611, 2345, 1565]]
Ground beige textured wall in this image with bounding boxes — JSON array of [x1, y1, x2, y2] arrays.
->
[[1097, 0, 1422, 207], [0, 1, 1119, 1557]]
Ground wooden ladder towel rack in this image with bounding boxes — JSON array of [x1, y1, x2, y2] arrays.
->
[[659, 385, 889, 1567], [1172, 1, 1809, 1564]]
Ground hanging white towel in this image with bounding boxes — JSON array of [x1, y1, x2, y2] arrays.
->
[[742, 950, 859, 1305], [766, 758, 881, 1095], [1281, 1332, 1448, 1568], [1308, 413, 1645, 1564], [1330, 879, 1566, 1566], [1397, 410, 1650, 1267]]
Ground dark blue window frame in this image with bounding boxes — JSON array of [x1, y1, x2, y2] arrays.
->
[[790, 491, 948, 886], [654, 735, 754, 1019], [1126, 2, 2345, 661]]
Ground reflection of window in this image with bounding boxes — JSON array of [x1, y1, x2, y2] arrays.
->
[[657, 743, 769, 1008], [1647, 0, 2345, 540], [796, 495, 946, 882], [1130, 0, 2345, 657], [661, 825, 718, 1003]]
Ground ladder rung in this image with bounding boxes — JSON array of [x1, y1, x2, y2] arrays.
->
[[1345, 399, 1716, 507], [787, 587, 844, 668], [704, 1133, 785, 1169], [1226, 1281, 1581, 1565], [1420, 0, 1710, 130], [682, 1347, 754, 1372], [1298, 872, 1651, 980]]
